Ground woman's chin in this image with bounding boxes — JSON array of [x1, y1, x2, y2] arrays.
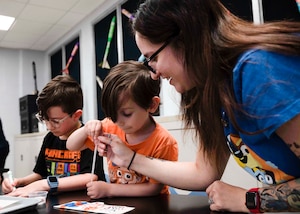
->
[[168, 79, 185, 94]]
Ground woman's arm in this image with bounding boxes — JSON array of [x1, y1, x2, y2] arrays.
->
[[131, 149, 220, 190], [97, 134, 221, 191], [259, 113, 300, 212], [276, 113, 300, 158], [260, 178, 300, 212]]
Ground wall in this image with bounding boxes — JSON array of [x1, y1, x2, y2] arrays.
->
[[2, 0, 181, 174], [0, 48, 49, 172], [47, 0, 124, 122], [46, 0, 181, 122]]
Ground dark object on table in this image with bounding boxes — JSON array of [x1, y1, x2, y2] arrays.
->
[[0, 118, 9, 183]]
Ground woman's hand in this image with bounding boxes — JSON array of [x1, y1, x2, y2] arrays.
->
[[206, 180, 249, 213], [96, 133, 135, 169]]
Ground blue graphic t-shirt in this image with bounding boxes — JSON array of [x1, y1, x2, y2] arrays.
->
[[223, 49, 300, 185]]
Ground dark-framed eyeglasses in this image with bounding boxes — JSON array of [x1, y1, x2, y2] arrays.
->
[[143, 36, 175, 74], [35, 113, 72, 128]]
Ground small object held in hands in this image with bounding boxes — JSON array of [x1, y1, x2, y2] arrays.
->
[[7, 171, 16, 191]]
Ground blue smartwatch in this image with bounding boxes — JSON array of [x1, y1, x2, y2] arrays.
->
[[47, 176, 58, 193]]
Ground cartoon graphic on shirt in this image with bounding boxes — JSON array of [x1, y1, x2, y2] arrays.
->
[[226, 134, 294, 185], [116, 167, 143, 184], [45, 148, 81, 176], [109, 166, 117, 183], [108, 160, 148, 184]]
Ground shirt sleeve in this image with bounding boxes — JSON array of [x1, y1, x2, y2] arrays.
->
[[84, 136, 95, 150], [233, 49, 300, 137]]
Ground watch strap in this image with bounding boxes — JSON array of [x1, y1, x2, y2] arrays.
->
[[47, 176, 58, 193], [246, 188, 261, 213]]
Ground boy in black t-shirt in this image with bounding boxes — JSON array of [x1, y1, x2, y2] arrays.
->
[[2, 75, 105, 196]]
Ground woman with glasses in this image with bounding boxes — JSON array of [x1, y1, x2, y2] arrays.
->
[[2, 75, 105, 197], [95, 0, 300, 213]]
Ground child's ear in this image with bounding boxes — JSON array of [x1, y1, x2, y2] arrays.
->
[[148, 96, 160, 113], [72, 109, 83, 120]]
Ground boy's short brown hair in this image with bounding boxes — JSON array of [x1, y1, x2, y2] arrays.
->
[[36, 75, 83, 119]]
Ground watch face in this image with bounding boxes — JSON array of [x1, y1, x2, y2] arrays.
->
[[246, 192, 257, 209], [49, 176, 58, 182]]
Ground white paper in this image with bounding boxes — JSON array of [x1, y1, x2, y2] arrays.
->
[[0, 199, 18, 209], [54, 201, 135, 214]]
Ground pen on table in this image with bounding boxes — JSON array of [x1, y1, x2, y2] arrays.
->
[[7, 170, 16, 191]]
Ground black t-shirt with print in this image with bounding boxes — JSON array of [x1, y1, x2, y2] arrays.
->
[[33, 131, 105, 181]]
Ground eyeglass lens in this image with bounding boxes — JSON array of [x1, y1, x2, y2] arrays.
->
[[36, 113, 70, 127], [143, 37, 174, 74]]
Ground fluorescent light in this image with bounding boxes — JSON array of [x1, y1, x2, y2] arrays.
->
[[0, 15, 15, 31]]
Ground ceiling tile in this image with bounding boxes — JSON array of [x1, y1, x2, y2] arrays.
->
[[29, 0, 79, 11], [46, 24, 70, 36], [10, 19, 52, 35], [72, 0, 107, 14], [0, 0, 107, 51], [4, 30, 40, 43], [0, 40, 32, 49], [57, 12, 85, 26], [0, 0, 25, 17], [0, 31, 6, 40], [19, 5, 65, 24]]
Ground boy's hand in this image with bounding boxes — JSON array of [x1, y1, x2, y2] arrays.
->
[[87, 180, 109, 199], [5, 179, 46, 197], [84, 120, 103, 142], [1, 177, 18, 194]]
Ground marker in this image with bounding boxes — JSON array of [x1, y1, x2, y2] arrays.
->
[[7, 171, 16, 191]]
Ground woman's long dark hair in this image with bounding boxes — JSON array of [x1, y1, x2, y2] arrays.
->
[[132, 0, 300, 175]]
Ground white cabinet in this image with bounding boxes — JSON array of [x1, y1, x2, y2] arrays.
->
[[14, 132, 47, 178]]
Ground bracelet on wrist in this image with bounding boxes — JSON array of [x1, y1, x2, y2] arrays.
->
[[127, 151, 136, 170]]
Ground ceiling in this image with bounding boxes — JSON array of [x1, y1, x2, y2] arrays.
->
[[0, 0, 107, 51]]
